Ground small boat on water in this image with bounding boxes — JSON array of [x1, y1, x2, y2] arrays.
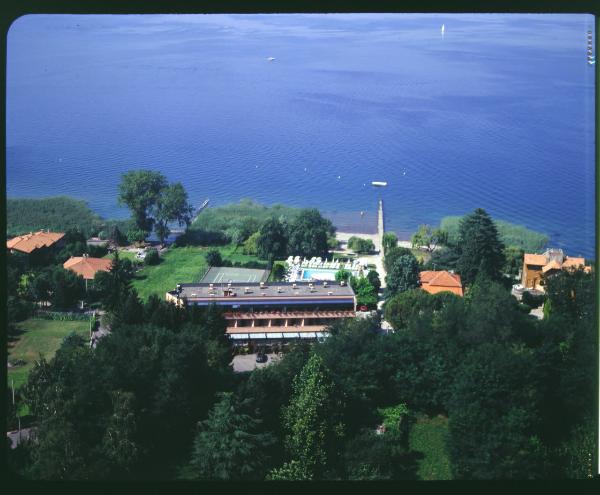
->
[[441, 24, 445, 36], [267, 57, 276, 61], [198, 198, 210, 211], [372, 181, 388, 187]]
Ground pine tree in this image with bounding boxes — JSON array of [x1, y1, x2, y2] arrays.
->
[[189, 393, 273, 480], [456, 208, 505, 285]]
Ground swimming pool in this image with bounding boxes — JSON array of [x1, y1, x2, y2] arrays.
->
[[300, 269, 338, 281]]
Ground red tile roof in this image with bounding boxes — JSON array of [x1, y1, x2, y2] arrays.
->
[[419, 270, 464, 296], [523, 253, 547, 266], [63, 256, 113, 280], [7, 231, 65, 254]]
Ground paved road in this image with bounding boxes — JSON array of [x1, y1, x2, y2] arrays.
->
[[232, 353, 281, 373]]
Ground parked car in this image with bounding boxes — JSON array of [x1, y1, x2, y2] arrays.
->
[[256, 353, 268, 363]]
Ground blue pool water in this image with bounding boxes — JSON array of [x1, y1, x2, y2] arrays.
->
[[301, 269, 338, 281], [6, 14, 596, 257]]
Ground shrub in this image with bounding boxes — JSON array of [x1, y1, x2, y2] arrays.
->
[[518, 303, 532, 314], [348, 236, 375, 254], [144, 248, 160, 266], [521, 291, 545, 309], [206, 249, 223, 267]]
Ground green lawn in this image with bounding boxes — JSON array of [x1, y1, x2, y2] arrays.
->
[[8, 319, 91, 389], [104, 250, 138, 262], [409, 415, 453, 480], [124, 244, 267, 301], [218, 245, 266, 265], [132, 246, 208, 301]]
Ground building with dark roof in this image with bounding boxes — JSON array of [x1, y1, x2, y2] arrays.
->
[[166, 280, 356, 342]]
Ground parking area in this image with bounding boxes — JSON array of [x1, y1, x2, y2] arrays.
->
[[200, 266, 269, 284], [232, 353, 282, 373]]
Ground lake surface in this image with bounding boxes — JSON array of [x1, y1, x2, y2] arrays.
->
[[6, 14, 596, 257]]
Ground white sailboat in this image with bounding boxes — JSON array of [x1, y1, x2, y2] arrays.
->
[[441, 24, 445, 36]]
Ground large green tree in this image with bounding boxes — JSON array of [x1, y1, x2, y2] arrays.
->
[[269, 353, 344, 480], [287, 209, 335, 259], [411, 224, 448, 252], [153, 183, 193, 244], [348, 236, 375, 254], [384, 289, 433, 330], [188, 393, 273, 480], [385, 255, 420, 297], [118, 170, 168, 233], [257, 217, 288, 262], [383, 246, 414, 273], [455, 208, 505, 285], [382, 232, 398, 254], [447, 343, 550, 479]]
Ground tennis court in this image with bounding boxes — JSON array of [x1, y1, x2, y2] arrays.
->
[[200, 266, 270, 284]]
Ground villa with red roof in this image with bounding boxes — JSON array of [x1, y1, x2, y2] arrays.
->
[[521, 248, 591, 291], [63, 255, 113, 281], [419, 270, 464, 297], [7, 230, 65, 254]]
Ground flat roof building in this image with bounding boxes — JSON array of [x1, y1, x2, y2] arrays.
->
[[166, 280, 356, 342]]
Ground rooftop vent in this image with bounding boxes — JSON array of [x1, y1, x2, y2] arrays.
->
[[191, 293, 197, 297], [340, 280, 345, 286], [260, 281, 265, 287], [323, 281, 328, 287], [227, 282, 232, 287], [277, 288, 283, 293], [209, 283, 214, 288], [261, 292, 266, 296], [244, 287, 250, 293], [328, 291, 333, 295], [292, 283, 297, 289]]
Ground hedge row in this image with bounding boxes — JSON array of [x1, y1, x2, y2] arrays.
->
[[33, 311, 91, 322]]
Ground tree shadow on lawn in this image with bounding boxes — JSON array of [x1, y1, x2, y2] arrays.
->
[[395, 450, 425, 480]]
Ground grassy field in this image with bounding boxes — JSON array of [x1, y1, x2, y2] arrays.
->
[[8, 319, 91, 389], [129, 244, 271, 300], [409, 415, 453, 480], [131, 246, 208, 301], [218, 245, 266, 265], [104, 250, 138, 262]]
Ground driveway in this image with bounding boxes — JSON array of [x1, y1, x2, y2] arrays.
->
[[232, 353, 281, 373]]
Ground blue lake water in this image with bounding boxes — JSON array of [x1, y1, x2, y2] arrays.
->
[[6, 14, 596, 258]]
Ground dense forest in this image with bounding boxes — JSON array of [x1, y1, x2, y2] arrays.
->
[[7, 266, 596, 480]]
